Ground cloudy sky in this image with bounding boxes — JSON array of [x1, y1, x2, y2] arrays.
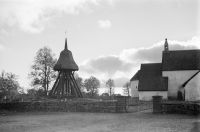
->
[[0, 0, 199, 94]]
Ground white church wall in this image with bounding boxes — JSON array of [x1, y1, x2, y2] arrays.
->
[[185, 72, 200, 101], [139, 91, 167, 101], [162, 70, 198, 99], [130, 80, 139, 98]]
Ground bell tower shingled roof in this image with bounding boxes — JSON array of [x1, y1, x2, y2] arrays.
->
[[53, 38, 79, 71]]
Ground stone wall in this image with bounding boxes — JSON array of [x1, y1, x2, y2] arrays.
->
[[161, 102, 200, 115], [0, 101, 118, 113], [1, 98, 200, 115], [0, 96, 129, 113]]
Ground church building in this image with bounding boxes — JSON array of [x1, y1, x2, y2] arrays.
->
[[130, 39, 200, 101]]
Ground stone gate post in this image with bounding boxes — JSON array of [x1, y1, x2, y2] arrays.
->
[[152, 95, 163, 113]]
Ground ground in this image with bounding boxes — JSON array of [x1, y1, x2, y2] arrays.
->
[[0, 112, 199, 132]]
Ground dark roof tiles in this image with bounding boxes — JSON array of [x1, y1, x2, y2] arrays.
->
[[130, 70, 140, 81], [140, 63, 162, 75], [54, 49, 79, 71], [138, 63, 168, 91], [162, 50, 200, 71]]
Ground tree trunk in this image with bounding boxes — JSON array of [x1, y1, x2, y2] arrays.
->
[[92, 90, 94, 99], [44, 64, 47, 97], [46, 78, 49, 96], [128, 88, 129, 97], [46, 66, 50, 96], [110, 87, 111, 99]]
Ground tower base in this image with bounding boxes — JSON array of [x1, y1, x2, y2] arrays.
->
[[49, 70, 83, 98]]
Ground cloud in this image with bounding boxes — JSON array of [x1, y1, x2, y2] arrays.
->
[[0, 44, 5, 51], [80, 55, 132, 74], [120, 36, 200, 63], [98, 20, 112, 28], [0, 0, 102, 33], [0, 29, 9, 40], [79, 36, 200, 87]]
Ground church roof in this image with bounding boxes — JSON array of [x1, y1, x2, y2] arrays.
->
[[138, 63, 168, 91], [162, 50, 200, 71], [130, 70, 140, 81]]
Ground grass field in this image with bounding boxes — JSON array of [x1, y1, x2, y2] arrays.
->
[[0, 112, 199, 132]]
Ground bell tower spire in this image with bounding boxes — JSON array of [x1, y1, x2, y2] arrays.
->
[[65, 31, 68, 50], [65, 38, 68, 50], [164, 38, 169, 53]]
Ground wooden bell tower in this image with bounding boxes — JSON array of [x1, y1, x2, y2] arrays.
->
[[49, 38, 83, 98]]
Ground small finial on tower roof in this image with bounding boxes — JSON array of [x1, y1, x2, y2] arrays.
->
[[165, 38, 167, 41]]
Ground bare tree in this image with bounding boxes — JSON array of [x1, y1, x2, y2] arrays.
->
[[123, 81, 131, 96], [29, 46, 57, 96], [84, 76, 100, 99], [105, 78, 115, 99]]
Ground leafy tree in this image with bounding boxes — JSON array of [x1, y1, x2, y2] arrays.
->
[[74, 73, 84, 92], [0, 71, 20, 101], [29, 46, 57, 96], [27, 88, 46, 99], [100, 93, 109, 100], [114, 94, 121, 96], [123, 81, 131, 96], [27, 88, 37, 98], [102, 93, 109, 97], [27, 88, 37, 95], [105, 78, 115, 99], [84, 76, 100, 99], [18, 87, 25, 94], [36, 89, 46, 97]]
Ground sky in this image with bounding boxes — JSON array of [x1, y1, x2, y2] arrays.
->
[[0, 0, 199, 95]]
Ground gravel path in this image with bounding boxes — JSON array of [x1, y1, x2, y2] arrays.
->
[[0, 112, 199, 132]]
